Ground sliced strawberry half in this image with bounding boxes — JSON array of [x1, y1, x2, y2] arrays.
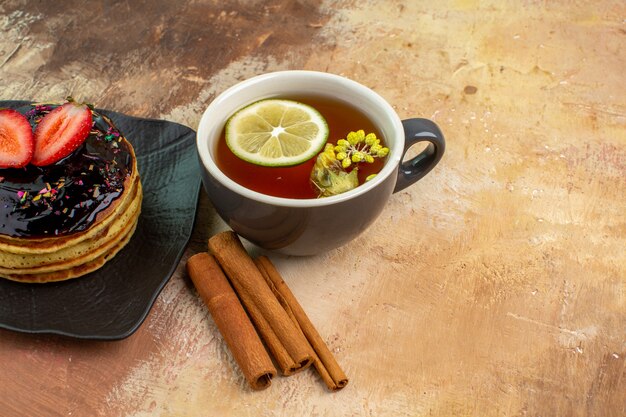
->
[[32, 102, 93, 166], [0, 108, 34, 169]]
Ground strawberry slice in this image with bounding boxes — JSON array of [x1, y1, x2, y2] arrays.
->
[[32, 102, 93, 166], [0, 108, 34, 169]]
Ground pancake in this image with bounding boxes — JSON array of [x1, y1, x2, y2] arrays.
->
[[0, 181, 141, 273], [0, 102, 142, 282], [2, 217, 139, 283]]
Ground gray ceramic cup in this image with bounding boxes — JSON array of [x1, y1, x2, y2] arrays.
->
[[197, 70, 445, 255]]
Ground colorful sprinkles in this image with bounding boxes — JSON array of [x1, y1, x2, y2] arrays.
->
[[14, 179, 64, 211]]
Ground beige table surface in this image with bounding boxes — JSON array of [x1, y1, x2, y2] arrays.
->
[[0, 1, 624, 416]]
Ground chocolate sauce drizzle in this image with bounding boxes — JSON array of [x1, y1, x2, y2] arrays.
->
[[0, 104, 133, 238]]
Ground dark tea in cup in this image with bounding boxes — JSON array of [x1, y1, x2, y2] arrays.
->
[[197, 70, 445, 255], [214, 95, 388, 199]]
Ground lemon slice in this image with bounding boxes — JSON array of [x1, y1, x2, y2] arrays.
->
[[225, 99, 329, 167]]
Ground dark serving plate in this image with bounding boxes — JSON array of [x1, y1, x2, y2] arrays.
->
[[0, 101, 201, 340]]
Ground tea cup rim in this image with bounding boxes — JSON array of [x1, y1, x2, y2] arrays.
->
[[196, 70, 404, 208]]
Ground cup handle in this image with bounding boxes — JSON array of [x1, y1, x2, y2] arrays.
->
[[393, 118, 446, 193]]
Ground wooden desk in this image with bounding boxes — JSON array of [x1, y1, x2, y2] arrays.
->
[[1, 1, 624, 415]]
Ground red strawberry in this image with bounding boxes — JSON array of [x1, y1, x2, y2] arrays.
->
[[32, 102, 93, 166], [0, 108, 34, 169]]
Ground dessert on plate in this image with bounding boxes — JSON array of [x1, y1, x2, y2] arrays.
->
[[0, 100, 142, 283]]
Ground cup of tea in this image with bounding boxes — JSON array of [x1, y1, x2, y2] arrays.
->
[[196, 70, 445, 255]]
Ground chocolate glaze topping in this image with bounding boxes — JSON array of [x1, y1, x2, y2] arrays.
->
[[0, 104, 133, 238]]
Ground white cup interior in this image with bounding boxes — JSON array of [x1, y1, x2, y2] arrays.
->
[[196, 70, 404, 207]]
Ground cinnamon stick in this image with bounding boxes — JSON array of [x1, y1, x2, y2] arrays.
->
[[208, 232, 314, 373], [228, 276, 305, 375], [255, 256, 349, 391], [186, 253, 276, 390]]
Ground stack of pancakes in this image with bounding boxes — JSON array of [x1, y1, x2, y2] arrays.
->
[[0, 104, 141, 283]]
